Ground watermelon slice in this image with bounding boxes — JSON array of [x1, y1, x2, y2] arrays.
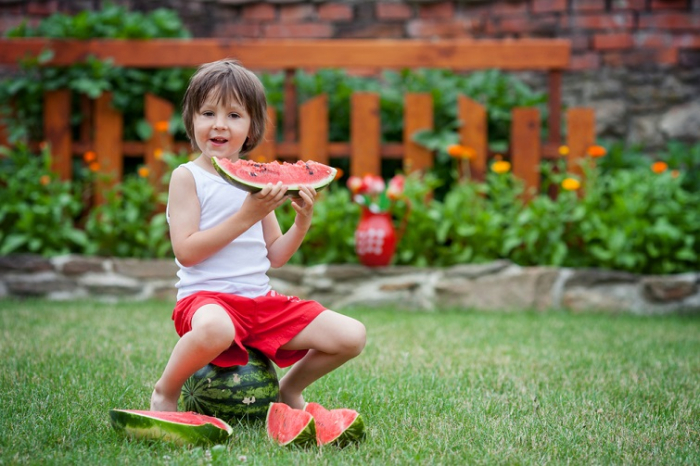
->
[[266, 402, 317, 447], [212, 157, 337, 194], [109, 409, 233, 446], [304, 402, 366, 447]]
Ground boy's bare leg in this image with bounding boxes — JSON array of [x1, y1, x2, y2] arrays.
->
[[150, 305, 235, 411], [278, 311, 366, 409]]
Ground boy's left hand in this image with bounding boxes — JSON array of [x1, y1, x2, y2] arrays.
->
[[290, 186, 317, 227]]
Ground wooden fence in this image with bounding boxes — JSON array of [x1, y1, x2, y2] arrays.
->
[[0, 38, 595, 203]]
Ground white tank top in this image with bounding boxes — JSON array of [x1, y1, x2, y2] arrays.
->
[[171, 161, 271, 300]]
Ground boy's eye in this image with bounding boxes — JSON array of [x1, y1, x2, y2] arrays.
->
[[229, 113, 240, 118], [202, 111, 214, 117]]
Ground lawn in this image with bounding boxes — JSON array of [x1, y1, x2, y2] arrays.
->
[[1, 299, 699, 465]]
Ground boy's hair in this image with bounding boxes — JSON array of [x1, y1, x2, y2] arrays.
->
[[182, 59, 267, 155]]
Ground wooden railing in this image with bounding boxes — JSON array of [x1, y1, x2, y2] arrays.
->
[[0, 38, 594, 202]]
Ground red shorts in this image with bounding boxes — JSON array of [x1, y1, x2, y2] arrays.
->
[[172, 290, 326, 368]]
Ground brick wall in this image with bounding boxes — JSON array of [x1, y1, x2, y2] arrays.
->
[[2, 0, 698, 70]]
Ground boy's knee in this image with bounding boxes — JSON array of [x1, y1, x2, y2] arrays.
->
[[194, 312, 235, 350], [340, 320, 366, 357]]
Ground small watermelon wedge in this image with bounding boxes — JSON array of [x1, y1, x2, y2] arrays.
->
[[109, 409, 233, 446], [266, 402, 317, 447], [304, 402, 366, 447]]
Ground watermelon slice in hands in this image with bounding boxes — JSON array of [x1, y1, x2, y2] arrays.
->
[[109, 409, 233, 446], [304, 402, 366, 447]]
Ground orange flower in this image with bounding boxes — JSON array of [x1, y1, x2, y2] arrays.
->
[[334, 167, 344, 180], [40, 175, 51, 186], [83, 151, 97, 163], [89, 162, 100, 172], [138, 167, 150, 178], [561, 177, 581, 191], [155, 120, 169, 132], [651, 161, 668, 174], [587, 145, 607, 158], [153, 148, 164, 161], [447, 144, 475, 159], [491, 160, 511, 174], [558, 145, 570, 156]]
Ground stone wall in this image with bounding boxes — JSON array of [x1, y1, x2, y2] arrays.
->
[[1, 254, 698, 315], [1, 0, 698, 149]]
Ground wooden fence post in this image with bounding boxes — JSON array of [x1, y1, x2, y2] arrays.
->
[[299, 94, 328, 166], [566, 108, 596, 178], [43, 89, 73, 180], [94, 92, 123, 205], [351, 92, 381, 177], [511, 107, 541, 201], [144, 93, 174, 191], [249, 106, 278, 163], [458, 95, 488, 181], [403, 93, 433, 175]]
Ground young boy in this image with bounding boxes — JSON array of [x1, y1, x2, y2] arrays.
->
[[150, 59, 366, 412]]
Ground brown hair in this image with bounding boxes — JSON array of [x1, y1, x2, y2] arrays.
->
[[182, 59, 267, 155]]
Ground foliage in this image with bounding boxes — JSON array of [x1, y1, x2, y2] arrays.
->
[[0, 143, 88, 255]]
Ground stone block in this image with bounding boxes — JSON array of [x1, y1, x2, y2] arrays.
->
[[642, 274, 698, 302]]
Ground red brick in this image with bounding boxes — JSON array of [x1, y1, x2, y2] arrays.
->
[[615, 48, 680, 65], [337, 22, 406, 39], [263, 23, 334, 39], [564, 13, 635, 29], [656, 47, 679, 64], [419, 1, 455, 19], [568, 51, 602, 69], [407, 19, 479, 38], [650, 0, 691, 10], [279, 5, 315, 23], [242, 4, 276, 21], [499, 15, 559, 34], [634, 31, 674, 47], [601, 51, 625, 65], [673, 33, 700, 47], [490, 0, 528, 16], [26, 0, 59, 16], [532, 0, 568, 13], [570, 33, 593, 50], [215, 22, 263, 39], [376, 2, 414, 20], [611, 0, 647, 10], [318, 3, 354, 21], [572, 0, 607, 12], [593, 32, 635, 49], [639, 12, 700, 29]]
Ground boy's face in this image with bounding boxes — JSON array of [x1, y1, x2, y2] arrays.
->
[[193, 93, 251, 160]]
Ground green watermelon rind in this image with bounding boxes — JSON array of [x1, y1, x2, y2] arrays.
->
[[109, 409, 233, 446], [212, 157, 337, 194], [180, 348, 280, 422], [304, 403, 366, 447], [266, 403, 317, 447]]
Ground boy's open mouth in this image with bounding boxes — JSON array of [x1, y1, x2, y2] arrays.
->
[[211, 137, 228, 143]]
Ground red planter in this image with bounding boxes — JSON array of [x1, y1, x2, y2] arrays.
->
[[354, 208, 396, 267]]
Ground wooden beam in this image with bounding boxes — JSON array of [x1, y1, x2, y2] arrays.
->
[[566, 107, 596, 178], [144, 93, 174, 192], [351, 92, 382, 177], [458, 95, 487, 181], [511, 107, 541, 201], [249, 106, 278, 163], [299, 94, 328, 165], [403, 93, 433, 174], [94, 92, 123, 205], [0, 38, 571, 70], [43, 89, 72, 180]]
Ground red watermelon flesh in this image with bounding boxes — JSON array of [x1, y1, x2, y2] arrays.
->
[[213, 157, 337, 194], [304, 402, 366, 446], [266, 403, 317, 447], [109, 409, 233, 445]]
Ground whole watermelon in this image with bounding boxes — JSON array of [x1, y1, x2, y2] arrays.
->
[[180, 347, 279, 422]]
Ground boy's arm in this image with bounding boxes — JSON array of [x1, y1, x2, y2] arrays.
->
[[264, 186, 316, 268], [169, 167, 287, 267]]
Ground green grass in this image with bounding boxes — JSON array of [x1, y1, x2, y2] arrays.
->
[[1, 299, 699, 465]]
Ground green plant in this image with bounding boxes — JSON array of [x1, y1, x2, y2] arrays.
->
[[0, 144, 88, 255]]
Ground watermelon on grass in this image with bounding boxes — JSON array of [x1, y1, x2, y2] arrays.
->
[[180, 347, 279, 422], [213, 157, 337, 194], [304, 402, 366, 447], [266, 403, 317, 447], [109, 409, 233, 446]]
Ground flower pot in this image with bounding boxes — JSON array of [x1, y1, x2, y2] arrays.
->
[[354, 208, 396, 267]]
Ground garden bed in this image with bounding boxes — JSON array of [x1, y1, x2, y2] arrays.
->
[[1, 254, 697, 315]]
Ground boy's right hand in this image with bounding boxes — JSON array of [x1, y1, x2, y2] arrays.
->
[[242, 181, 288, 220]]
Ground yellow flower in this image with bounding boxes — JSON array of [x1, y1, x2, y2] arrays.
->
[[153, 148, 163, 161], [651, 161, 668, 174], [558, 145, 570, 156], [491, 160, 511, 174], [83, 151, 97, 163], [155, 120, 169, 132], [587, 145, 607, 158], [561, 177, 581, 191], [138, 167, 150, 178], [40, 175, 51, 186]]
